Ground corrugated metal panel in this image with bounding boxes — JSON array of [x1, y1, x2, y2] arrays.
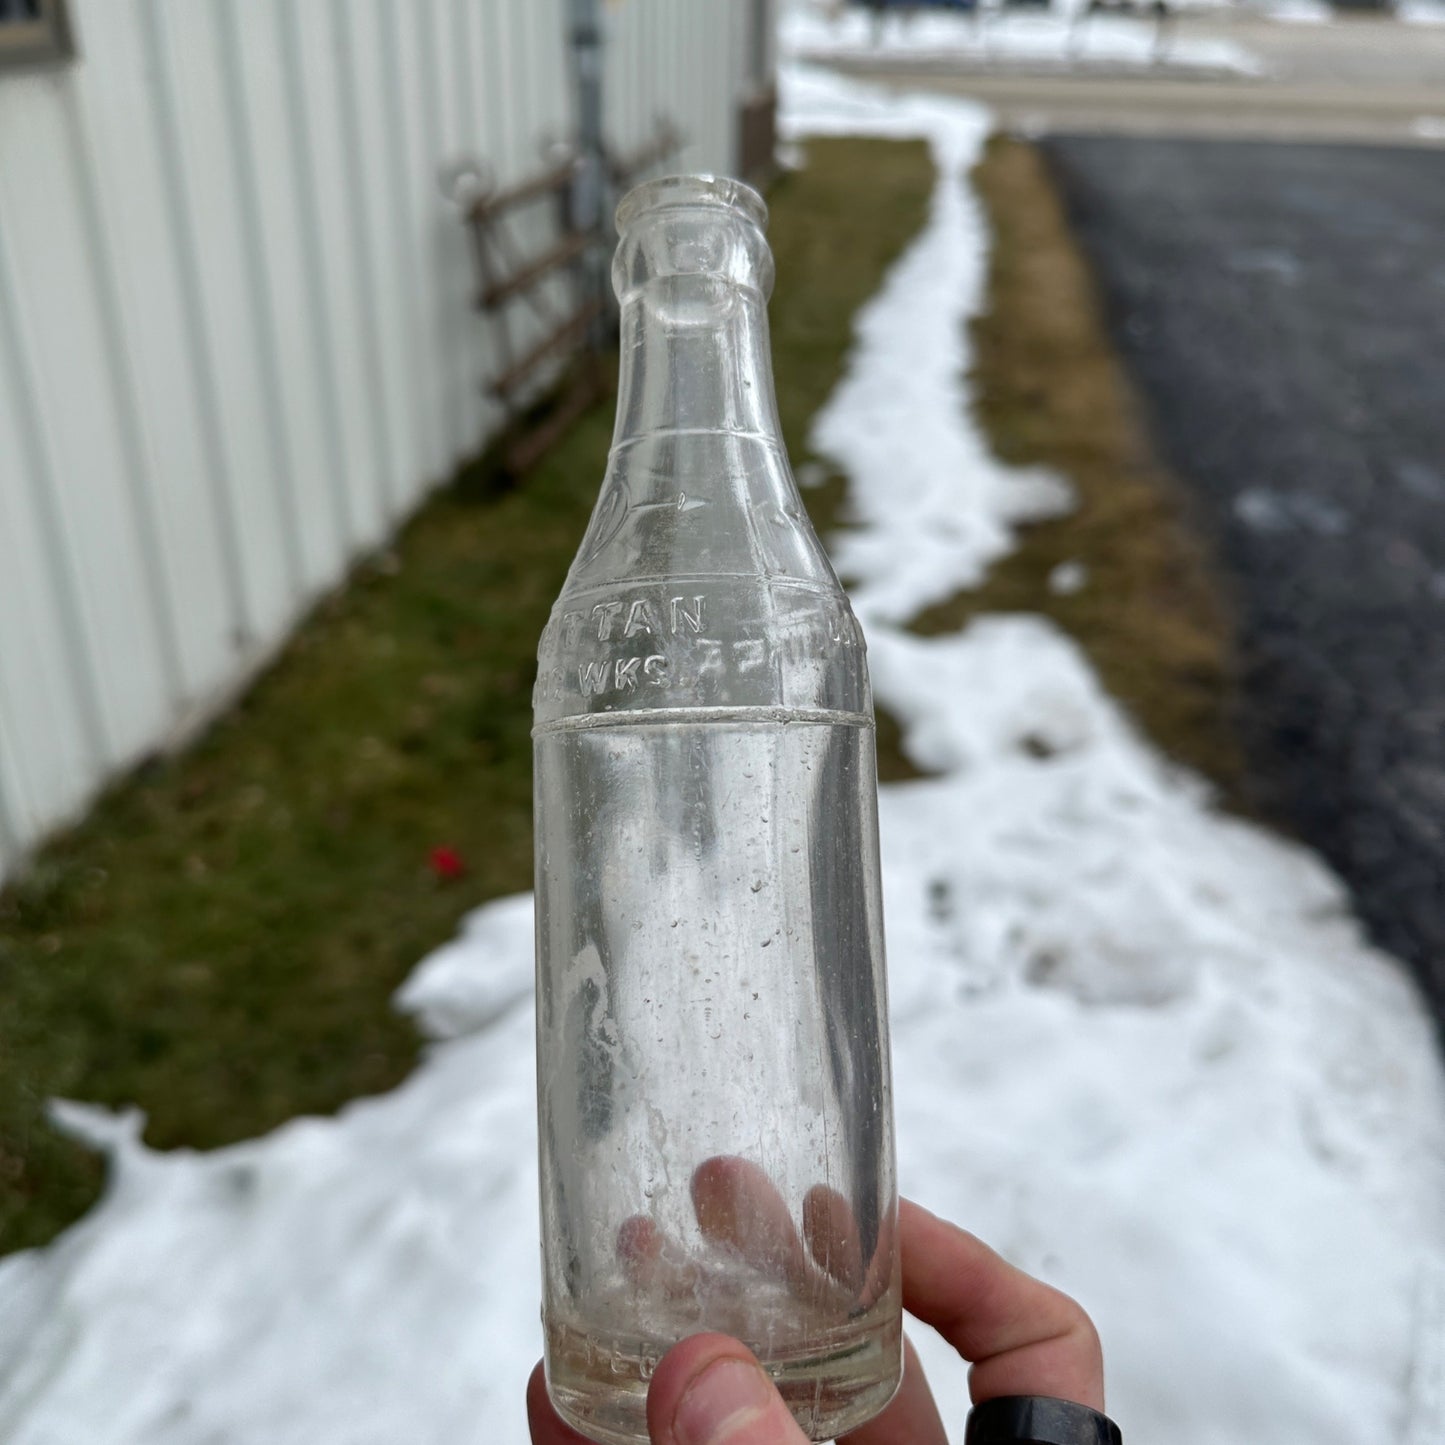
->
[[0, 0, 771, 883]]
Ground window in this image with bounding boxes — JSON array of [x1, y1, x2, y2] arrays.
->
[[0, 0, 75, 70]]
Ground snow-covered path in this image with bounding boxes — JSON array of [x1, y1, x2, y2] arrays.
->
[[781, 3, 1268, 79], [2, 65, 1443, 1445]]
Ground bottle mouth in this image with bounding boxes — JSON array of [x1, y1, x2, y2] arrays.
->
[[615, 174, 769, 235]]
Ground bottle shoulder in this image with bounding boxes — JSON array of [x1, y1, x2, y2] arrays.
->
[[569, 435, 835, 591]]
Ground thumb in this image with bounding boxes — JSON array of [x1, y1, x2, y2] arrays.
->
[[647, 1335, 809, 1445]]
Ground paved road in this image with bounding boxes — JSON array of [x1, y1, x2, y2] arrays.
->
[[847, 15, 1445, 146], [1040, 136, 1445, 1020]]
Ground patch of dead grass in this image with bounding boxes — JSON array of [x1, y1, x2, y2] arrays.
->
[[909, 135, 1243, 800]]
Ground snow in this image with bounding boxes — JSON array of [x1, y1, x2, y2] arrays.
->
[[786, 69, 1445, 1442], [1400, 0, 1445, 24], [3, 59, 1445, 1445], [1250, 0, 1334, 23], [781, 1, 1268, 79], [1047, 559, 1089, 595]]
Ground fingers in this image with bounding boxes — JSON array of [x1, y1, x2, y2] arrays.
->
[[553, 1183, 1102, 1442], [898, 1199, 1105, 1412], [619, 1214, 709, 1300], [646, 1334, 809, 1445], [525, 1361, 602, 1445], [691, 1157, 814, 1293], [802, 1184, 865, 1293], [802, 1187, 896, 1315], [856, 1199, 898, 1313], [837, 1335, 947, 1445]]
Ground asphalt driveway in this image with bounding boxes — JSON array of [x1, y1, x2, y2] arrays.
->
[[1042, 136, 1445, 1023]]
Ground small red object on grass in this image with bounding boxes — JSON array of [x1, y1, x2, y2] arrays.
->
[[428, 845, 466, 881]]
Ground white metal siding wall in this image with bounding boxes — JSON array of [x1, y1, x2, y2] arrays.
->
[[0, 0, 771, 883]]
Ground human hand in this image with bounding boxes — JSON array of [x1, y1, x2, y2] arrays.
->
[[527, 1195, 1104, 1444]]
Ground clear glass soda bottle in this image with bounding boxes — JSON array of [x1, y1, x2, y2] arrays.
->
[[533, 174, 901, 1445]]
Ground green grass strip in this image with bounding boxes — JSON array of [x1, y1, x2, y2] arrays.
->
[[0, 136, 935, 1254]]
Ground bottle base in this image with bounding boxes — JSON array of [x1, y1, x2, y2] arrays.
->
[[545, 1308, 903, 1445]]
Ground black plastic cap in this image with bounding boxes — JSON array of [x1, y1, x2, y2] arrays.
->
[[965, 1395, 1123, 1445]]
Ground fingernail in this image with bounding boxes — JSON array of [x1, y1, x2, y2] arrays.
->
[[673, 1358, 775, 1445]]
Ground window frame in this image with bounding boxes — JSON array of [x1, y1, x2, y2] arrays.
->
[[0, 0, 76, 72]]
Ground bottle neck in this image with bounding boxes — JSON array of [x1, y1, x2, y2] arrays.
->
[[611, 276, 786, 456]]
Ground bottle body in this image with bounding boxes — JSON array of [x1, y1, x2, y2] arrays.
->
[[536, 704, 899, 1442], [534, 177, 900, 1445]]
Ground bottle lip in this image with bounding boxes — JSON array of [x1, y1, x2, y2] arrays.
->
[[615, 173, 769, 235]]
